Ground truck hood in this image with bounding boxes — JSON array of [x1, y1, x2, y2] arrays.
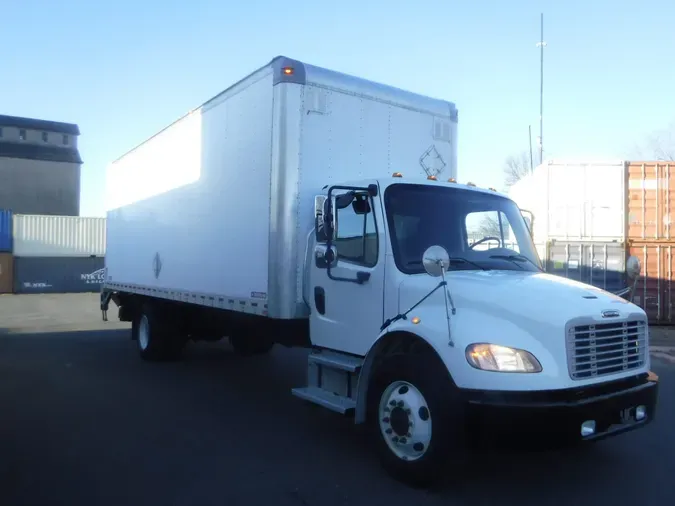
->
[[398, 270, 642, 330], [396, 270, 648, 391]]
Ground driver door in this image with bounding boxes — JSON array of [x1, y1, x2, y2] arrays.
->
[[309, 187, 386, 356]]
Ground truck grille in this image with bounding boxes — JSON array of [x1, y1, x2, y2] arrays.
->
[[566, 320, 647, 380]]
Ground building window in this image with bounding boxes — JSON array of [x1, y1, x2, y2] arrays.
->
[[62, 134, 69, 146], [42, 132, 48, 142], [19, 129, 26, 141]]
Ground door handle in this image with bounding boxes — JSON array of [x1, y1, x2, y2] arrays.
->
[[314, 286, 326, 315]]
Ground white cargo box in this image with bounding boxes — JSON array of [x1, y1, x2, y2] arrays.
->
[[104, 56, 458, 319], [509, 159, 626, 242], [13, 214, 106, 257]]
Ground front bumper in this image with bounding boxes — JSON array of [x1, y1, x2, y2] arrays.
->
[[462, 372, 658, 444]]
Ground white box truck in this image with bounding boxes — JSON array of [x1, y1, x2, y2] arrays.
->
[[101, 56, 658, 487]]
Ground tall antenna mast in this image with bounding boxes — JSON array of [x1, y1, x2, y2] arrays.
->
[[529, 125, 534, 173], [536, 13, 546, 164]]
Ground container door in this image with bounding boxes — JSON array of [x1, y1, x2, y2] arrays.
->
[[628, 162, 675, 240], [309, 186, 386, 356], [546, 240, 627, 293], [584, 163, 625, 240], [548, 164, 584, 238], [630, 242, 675, 323]]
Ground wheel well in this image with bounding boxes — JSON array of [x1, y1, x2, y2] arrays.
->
[[354, 331, 453, 425]]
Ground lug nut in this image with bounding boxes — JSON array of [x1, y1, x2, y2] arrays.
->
[[382, 417, 390, 423], [413, 442, 425, 452], [385, 428, 392, 434]]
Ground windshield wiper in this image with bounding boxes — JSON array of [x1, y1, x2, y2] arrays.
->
[[489, 254, 543, 272], [406, 257, 489, 271]]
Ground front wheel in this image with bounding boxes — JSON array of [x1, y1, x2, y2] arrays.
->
[[368, 353, 465, 488]]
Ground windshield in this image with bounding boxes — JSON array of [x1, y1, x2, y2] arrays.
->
[[384, 183, 542, 273]]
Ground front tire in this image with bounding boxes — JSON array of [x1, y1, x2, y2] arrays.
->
[[368, 353, 465, 488]]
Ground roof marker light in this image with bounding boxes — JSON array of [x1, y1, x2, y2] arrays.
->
[[489, 187, 497, 191], [282, 67, 294, 75], [392, 172, 403, 178], [448, 178, 457, 183], [466, 182, 476, 187], [427, 175, 437, 181]]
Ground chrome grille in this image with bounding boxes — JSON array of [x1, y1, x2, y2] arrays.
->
[[566, 319, 647, 380]]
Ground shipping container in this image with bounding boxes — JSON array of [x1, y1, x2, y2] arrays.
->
[[0, 209, 12, 252], [509, 159, 626, 242], [628, 241, 675, 324], [627, 161, 675, 241], [545, 240, 628, 296], [12, 214, 106, 258], [13, 256, 105, 294], [0, 252, 13, 293]]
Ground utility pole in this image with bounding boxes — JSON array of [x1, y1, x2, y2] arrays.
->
[[536, 13, 546, 165], [529, 125, 534, 173]]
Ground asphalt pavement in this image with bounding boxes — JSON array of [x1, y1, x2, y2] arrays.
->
[[1, 294, 674, 505]]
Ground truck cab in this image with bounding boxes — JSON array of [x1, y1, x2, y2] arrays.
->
[[294, 173, 658, 486]]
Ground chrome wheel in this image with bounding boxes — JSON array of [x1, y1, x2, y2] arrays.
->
[[138, 314, 150, 351], [378, 380, 432, 461]]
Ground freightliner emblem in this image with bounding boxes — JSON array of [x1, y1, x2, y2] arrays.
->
[[601, 310, 620, 318]]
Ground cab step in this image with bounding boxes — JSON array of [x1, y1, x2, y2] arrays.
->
[[291, 386, 356, 415], [308, 350, 364, 372]]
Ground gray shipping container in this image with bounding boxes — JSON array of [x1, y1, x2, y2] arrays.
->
[[13, 256, 104, 294], [545, 240, 629, 296]]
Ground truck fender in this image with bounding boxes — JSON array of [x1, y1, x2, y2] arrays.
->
[[354, 321, 454, 425]]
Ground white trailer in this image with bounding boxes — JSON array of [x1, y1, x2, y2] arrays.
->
[[101, 56, 658, 487]]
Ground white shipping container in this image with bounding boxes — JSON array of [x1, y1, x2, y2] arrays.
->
[[509, 159, 626, 242], [13, 215, 106, 257]]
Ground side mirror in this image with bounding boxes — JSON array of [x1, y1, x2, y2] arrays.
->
[[627, 255, 641, 279], [422, 245, 451, 277], [315, 244, 338, 269], [520, 209, 534, 238], [314, 195, 336, 243]]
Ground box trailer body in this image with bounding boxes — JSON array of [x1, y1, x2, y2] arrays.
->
[[101, 57, 657, 488], [104, 56, 458, 321]]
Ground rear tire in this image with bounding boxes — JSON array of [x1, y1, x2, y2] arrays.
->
[[367, 353, 466, 488], [134, 303, 185, 361], [229, 335, 274, 356]]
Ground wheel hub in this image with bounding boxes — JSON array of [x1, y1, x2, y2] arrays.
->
[[389, 407, 409, 436], [378, 381, 432, 461]]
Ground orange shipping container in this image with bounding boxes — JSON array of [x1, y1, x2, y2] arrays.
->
[[628, 161, 675, 241], [628, 241, 675, 324]]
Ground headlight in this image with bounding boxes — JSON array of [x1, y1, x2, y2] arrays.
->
[[465, 343, 542, 373]]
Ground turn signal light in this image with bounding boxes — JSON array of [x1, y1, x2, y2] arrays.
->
[[392, 172, 403, 178], [282, 67, 294, 75]]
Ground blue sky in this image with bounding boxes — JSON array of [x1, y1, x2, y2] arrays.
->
[[3, 0, 674, 217]]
